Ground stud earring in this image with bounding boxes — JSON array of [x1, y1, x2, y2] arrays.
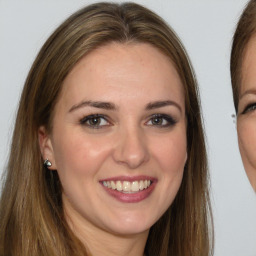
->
[[44, 159, 52, 168], [231, 113, 237, 125]]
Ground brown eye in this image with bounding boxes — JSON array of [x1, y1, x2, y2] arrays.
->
[[146, 114, 176, 127], [89, 117, 102, 126], [242, 103, 256, 114], [80, 114, 110, 128], [151, 116, 163, 125]]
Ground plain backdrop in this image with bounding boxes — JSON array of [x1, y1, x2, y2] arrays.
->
[[0, 0, 256, 255]]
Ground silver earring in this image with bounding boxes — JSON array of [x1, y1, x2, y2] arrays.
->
[[231, 113, 237, 125], [44, 159, 52, 168]]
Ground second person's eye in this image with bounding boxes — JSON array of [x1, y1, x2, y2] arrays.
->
[[242, 103, 256, 114]]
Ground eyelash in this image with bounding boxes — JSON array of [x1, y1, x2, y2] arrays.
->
[[242, 103, 256, 114], [146, 114, 177, 127], [79, 113, 177, 129], [80, 114, 110, 129]]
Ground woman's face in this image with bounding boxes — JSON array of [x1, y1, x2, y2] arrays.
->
[[40, 43, 187, 237], [237, 35, 256, 191]]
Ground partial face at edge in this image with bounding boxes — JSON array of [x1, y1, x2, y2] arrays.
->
[[237, 35, 256, 191], [39, 42, 187, 238]]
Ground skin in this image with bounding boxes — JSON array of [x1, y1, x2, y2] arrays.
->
[[39, 42, 187, 255], [237, 35, 256, 191]]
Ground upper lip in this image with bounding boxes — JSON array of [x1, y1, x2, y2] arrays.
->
[[99, 175, 157, 182]]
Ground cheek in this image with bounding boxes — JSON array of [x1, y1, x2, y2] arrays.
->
[[149, 128, 187, 185], [150, 129, 187, 176], [52, 130, 113, 177], [149, 129, 186, 214], [238, 119, 256, 166]]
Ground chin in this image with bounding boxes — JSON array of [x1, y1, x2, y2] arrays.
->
[[109, 225, 150, 237], [103, 213, 154, 236]]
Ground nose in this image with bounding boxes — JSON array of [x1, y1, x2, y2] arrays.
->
[[112, 127, 150, 169]]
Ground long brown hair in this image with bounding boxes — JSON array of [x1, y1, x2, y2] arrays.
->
[[0, 2, 213, 256], [231, 0, 256, 112]]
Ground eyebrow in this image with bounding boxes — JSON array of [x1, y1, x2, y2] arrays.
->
[[69, 101, 117, 112], [69, 100, 181, 113], [146, 100, 182, 112], [239, 89, 256, 100]]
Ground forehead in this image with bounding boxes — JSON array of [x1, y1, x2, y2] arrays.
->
[[58, 42, 184, 108], [240, 35, 256, 94]]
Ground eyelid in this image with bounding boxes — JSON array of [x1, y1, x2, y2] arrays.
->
[[146, 113, 177, 127], [80, 114, 111, 128], [242, 102, 256, 114], [79, 113, 177, 130]]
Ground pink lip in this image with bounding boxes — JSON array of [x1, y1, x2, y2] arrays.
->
[[99, 176, 157, 203]]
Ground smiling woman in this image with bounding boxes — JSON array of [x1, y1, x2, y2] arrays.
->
[[231, 0, 256, 191], [39, 42, 187, 240], [0, 2, 213, 256]]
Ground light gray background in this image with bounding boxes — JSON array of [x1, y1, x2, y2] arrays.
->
[[0, 0, 256, 255]]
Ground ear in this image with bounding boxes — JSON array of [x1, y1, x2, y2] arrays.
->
[[38, 126, 57, 170]]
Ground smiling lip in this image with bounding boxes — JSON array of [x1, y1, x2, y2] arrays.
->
[[99, 176, 157, 203]]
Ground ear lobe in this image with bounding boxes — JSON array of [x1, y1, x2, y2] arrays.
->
[[38, 126, 56, 170]]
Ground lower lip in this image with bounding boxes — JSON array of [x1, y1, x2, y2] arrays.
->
[[101, 182, 156, 203]]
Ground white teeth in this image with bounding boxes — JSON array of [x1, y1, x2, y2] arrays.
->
[[123, 181, 130, 192], [116, 181, 122, 191], [131, 181, 139, 192], [102, 179, 151, 192], [139, 180, 144, 190], [111, 181, 116, 190]]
